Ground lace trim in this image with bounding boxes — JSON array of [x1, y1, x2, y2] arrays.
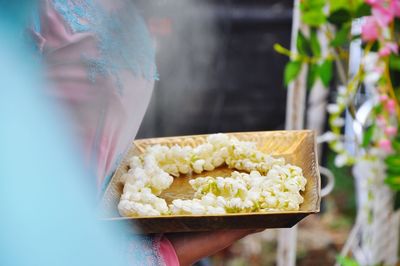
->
[[52, 0, 158, 92], [124, 234, 166, 265]]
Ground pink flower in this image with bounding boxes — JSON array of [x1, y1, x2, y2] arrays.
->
[[385, 99, 397, 114], [391, 0, 400, 17], [385, 126, 398, 137], [365, 0, 386, 6], [375, 65, 385, 73], [379, 42, 399, 57], [379, 94, 388, 102], [378, 139, 393, 153], [361, 17, 379, 41], [377, 115, 387, 127], [379, 46, 392, 56], [372, 5, 394, 27]]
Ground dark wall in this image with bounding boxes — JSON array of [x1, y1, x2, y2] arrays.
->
[[137, 0, 293, 138]]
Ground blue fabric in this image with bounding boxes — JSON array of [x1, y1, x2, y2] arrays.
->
[[0, 23, 123, 266], [0, 2, 165, 265]]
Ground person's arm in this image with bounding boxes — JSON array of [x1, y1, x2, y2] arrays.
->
[[167, 229, 262, 266]]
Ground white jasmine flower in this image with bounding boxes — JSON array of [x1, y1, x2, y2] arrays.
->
[[334, 153, 349, 167], [364, 72, 381, 86], [317, 132, 339, 143], [327, 104, 340, 114], [192, 159, 205, 173], [331, 117, 345, 127], [119, 133, 307, 217], [128, 156, 142, 169]]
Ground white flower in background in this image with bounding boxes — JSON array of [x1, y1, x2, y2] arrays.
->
[[332, 141, 345, 152], [363, 53, 379, 73], [362, 52, 384, 87], [337, 85, 347, 97], [331, 117, 345, 127], [317, 131, 340, 143], [327, 104, 340, 114], [364, 72, 381, 86], [334, 153, 349, 168]]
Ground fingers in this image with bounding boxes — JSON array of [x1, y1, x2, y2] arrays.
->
[[167, 229, 267, 266]]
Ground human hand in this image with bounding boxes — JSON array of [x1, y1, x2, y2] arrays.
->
[[167, 229, 264, 266]]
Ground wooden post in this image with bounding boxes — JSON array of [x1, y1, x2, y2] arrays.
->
[[277, 0, 305, 265]]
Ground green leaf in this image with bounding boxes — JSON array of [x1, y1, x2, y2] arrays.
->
[[330, 24, 351, 47], [302, 10, 327, 26], [310, 29, 321, 57], [328, 8, 352, 27], [385, 175, 400, 190], [319, 59, 333, 87], [393, 139, 400, 153], [284, 60, 302, 86], [329, 0, 350, 12], [373, 103, 383, 113], [355, 3, 372, 17], [352, 34, 361, 41], [301, 0, 325, 11], [361, 41, 379, 52], [385, 155, 400, 168], [329, 0, 363, 12], [297, 31, 312, 56], [394, 192, 400, 211], [389, 55, 400, 72], [307, 63, 319, 90], [336, 255, 359, 266], [387, 164, 400, 176], [362, 125, 375, 148], [393, 143, 400, 154]]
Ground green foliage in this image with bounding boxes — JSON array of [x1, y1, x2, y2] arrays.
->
[[393, 134, 400, 152], [362, 125, 375, 148], [331, 23, 351, 47], [385, 175, 400, 190], [300, 0, 326, 26], [328, 8, 352, 27], [273, 43, 290, 56], [329, 0, 350, 12], [310, 29, 321, 57], [336, 256, 359, 266], [319, 59, 333, 87], [302, 10, 327, 26], [274, 0, 378, 91], [327, 151, 356, 218], [395, 192, 400, 211], [297, 30, 312, 56], [307, 63, 319, 90], [385, 136, 400, 191], [389, 55, 400, 72], [386, 154, 400, 167], [301, 0, 325, 11], [354, 3, 371, 17], [284, 60, 302, 86]]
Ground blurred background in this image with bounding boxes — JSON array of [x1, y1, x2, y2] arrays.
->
[[136, 0, 290, 137], [135, 1, 355, 265]]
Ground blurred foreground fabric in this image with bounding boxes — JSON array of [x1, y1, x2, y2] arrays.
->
[[0, 2, 147, 265]]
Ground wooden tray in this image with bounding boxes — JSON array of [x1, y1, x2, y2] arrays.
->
[[101, 130, 321, 233]]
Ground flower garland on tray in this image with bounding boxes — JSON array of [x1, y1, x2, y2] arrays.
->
[[118, 133, 307, 217]]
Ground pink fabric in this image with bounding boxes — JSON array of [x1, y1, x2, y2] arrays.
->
[[159, 236, 179, 266], [33, 2, 180, 264], [33, 0, 154, 188]]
